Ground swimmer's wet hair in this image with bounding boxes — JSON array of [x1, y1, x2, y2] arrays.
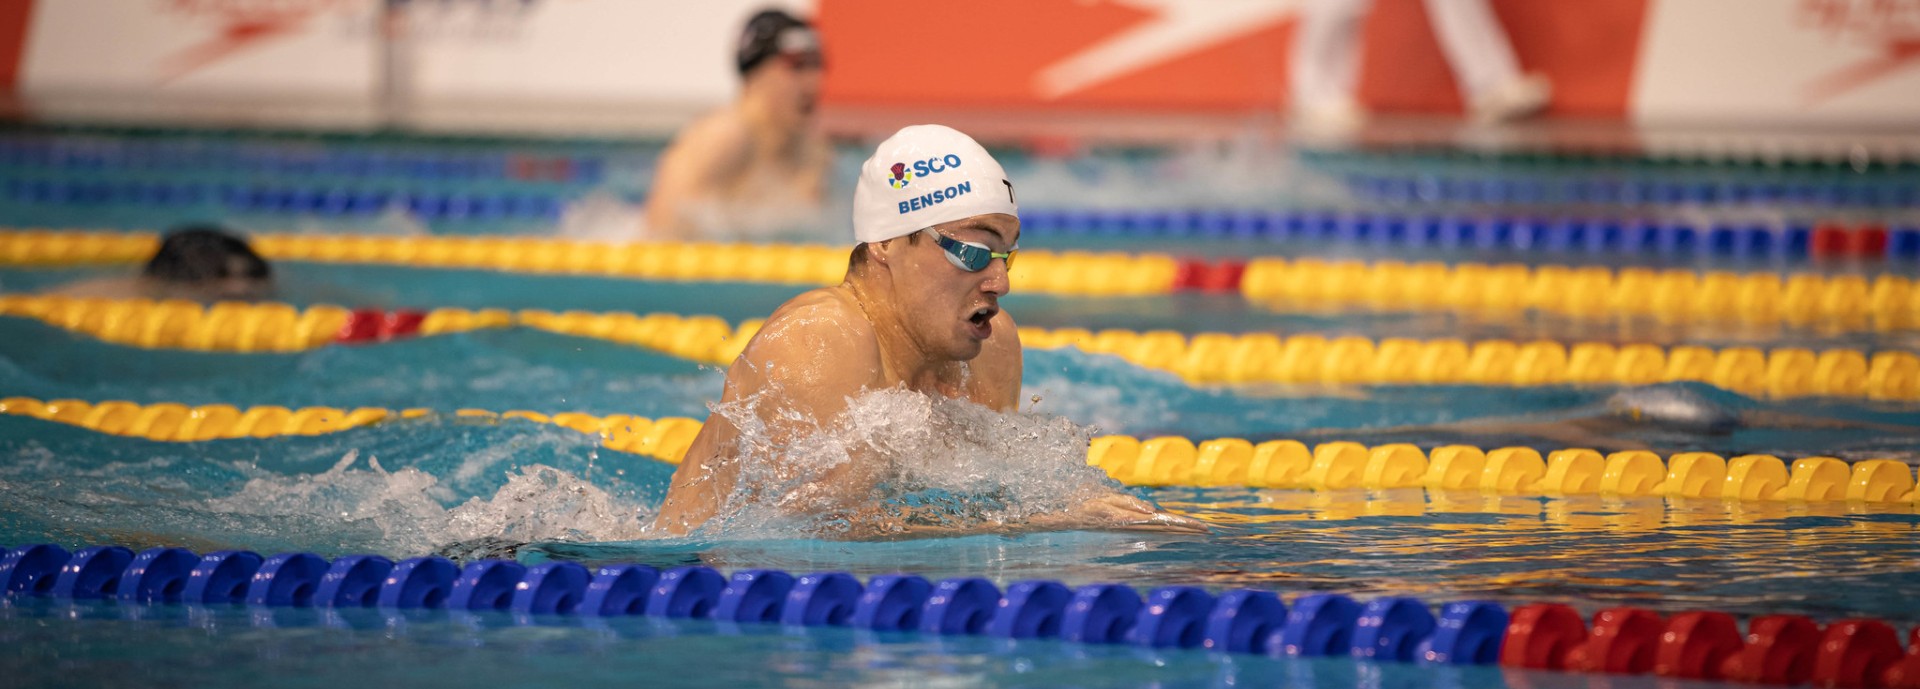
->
[[143, 225, 271, 284], [737, 8, 815, 76]]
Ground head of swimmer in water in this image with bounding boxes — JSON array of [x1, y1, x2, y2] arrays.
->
[[736, 9, 823, 124], [848, 125, 1020, 362], [141, 225, 273, 301], [851, 215, 1019, 361]]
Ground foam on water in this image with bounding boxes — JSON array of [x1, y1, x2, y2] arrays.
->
[[1006, 137, 1342, 210], [205, 452, 652, 556], [687, 387, 1130, 540], [0, 417, 663, 557], [0, 383, 1174, 553]]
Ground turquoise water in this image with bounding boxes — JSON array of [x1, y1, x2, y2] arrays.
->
[[3, 129, 1920, 688], [5, 409, 1919, 616], [3, 405, 1919, 689]]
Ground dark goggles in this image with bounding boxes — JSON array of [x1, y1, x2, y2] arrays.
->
[[779, 51, 825, 70]]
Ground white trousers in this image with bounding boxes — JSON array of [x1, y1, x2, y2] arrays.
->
[[1290, 0, 1525, 109]]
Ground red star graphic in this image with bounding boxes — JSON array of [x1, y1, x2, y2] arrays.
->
[[156, 1, 345, 83], [1804, 37, 1920, 104]]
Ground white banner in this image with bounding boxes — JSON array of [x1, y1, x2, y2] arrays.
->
[[1633, 0, 1920, 124], [405, 0, 813, 134], [13, 0, 814, 133], [19, 0, 380, 126]]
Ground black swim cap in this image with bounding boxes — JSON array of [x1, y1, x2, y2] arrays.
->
[[737, 8, 820, 76], [142, 225, 271, 284]]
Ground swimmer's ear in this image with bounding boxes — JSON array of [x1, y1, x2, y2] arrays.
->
[[868, 237, 897, 266]]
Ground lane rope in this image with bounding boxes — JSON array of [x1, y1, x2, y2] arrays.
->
[[0, 230, 1179, 296], [4, 294, 1917, 400], [4, 396, 1914, 505], [11, 230, 1920, 316], [5, 541, 1914, 686], [1237, 257, 1920, 329]]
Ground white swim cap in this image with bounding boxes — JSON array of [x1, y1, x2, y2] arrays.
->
[[853, 125, 1017, 244]]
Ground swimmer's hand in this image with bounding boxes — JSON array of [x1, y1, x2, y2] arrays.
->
[[1027, 494, 1209, 535]]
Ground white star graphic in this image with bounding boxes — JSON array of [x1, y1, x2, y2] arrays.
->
[[1033, 0, 1302, 99]]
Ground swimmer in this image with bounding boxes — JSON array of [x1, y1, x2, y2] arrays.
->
[[51, 224, 274, 302], [1300, 382, 1920, 452], [655, 125, 1205, 539], [641, 9, 832, 240]]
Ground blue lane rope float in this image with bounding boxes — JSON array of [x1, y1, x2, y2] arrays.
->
[[1017, 208, 1920, 261], [0, 138, 611, 185], [0, 542, 1496, 663], [11, 545, 1920, 687], [0, 179, 569, 222], [1293, 145, 1920, 173], [316, 555, 392, 608], [1336, 172, 1919, 208], [10, 542, 1920, 685]]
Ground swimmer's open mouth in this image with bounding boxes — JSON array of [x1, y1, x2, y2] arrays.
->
[[968, 305, 998, 326]]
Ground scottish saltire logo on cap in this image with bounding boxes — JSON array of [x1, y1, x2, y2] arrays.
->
[[888, 162, 914, 189]]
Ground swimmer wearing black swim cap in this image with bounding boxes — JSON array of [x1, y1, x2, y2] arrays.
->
[[52, 224, 274, 302], [736, 9, 823, 77], [643, 8, 832, 240]]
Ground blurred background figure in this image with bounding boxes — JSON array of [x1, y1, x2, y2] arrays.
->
[[641, 8, 831, 240], [53, 225, 274, 302], [1291, 0, 1552, 132]]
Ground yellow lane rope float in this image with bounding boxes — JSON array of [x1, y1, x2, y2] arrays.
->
[[3, 396, 1915, 505], [3, 294, 1918, 401], [5, 230, 1916, 327], [1240, 258, 1918, 329], [0, 230, 1179, 297], [0, 396, 702, 466]]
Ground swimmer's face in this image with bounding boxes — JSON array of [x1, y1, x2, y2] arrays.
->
[[151, 276, 272, 303], [144, 254, 274, 302], [764, 52, 823, 120], [214, 276, 273, 301], [884, 213, 1018, 361]]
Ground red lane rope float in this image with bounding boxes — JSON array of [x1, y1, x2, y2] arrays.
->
[[1500, 603, 1920, 688], [1811, 222, 1890, 259], [334, 309, 427, 344]]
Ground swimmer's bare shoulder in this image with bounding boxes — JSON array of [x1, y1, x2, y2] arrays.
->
[[735, 286, 882, 391], [47, 276, 144, 299], [645, 111, 754, 238], [669, 109, 750, 152]]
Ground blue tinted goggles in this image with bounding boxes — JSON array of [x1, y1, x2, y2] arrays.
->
[[928, 230, 1017, 272]]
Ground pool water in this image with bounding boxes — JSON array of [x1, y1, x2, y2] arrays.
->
[[2, 128, 1919, 688]]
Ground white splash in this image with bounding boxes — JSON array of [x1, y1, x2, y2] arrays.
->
[[691, 387, 1126, 540], [204, 450, 652, 556]]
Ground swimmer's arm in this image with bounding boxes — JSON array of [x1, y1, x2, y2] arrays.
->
[[46, 276, 142, 298], [980, 310, 1023, 412], [644, 116, 750, 240], [837, 494, 1209, 540], [796, 134, 834, 203], [737, 306, 892, 510]]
